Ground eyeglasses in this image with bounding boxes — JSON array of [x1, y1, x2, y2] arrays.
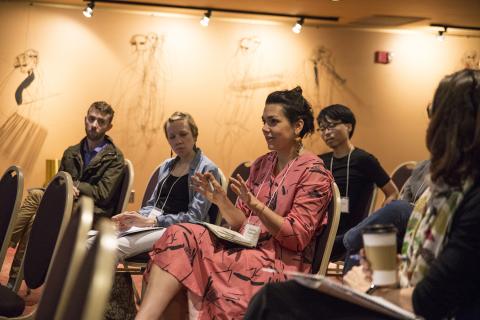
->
[[317, 121, 343, 133]]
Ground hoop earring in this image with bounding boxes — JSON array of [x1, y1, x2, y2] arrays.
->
[[170, 149, 173, 158]]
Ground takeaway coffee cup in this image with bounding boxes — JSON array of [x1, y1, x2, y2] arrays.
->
[[362, 224, 398, 287]]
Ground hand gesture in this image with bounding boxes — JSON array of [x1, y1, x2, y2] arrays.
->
[[343, 265, 372, 292], [191, 172, 226, 205], [229, 174, 257, 208], [72, 186, 80, 199], [112, 211, 152, 231]]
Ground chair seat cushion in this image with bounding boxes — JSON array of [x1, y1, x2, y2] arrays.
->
[[0, 284, 25, 317]]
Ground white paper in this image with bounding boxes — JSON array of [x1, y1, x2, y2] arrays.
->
[[286, 271, 422, 320], [117, 226, 163, 238], [198, 222, 258, 248]]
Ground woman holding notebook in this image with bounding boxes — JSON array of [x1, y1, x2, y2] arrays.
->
[[245, 69, 480, 320], [136, 87, 333, 319], [111, 111, 221, 260]]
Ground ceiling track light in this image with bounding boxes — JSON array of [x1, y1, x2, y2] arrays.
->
[[437, 26, 447, 42], [200, 10, 212, 27], [430, 23, 480, 41], [83, 1, 95, 18], [88, 1, 339, 25], [292, 17, 304, 34]]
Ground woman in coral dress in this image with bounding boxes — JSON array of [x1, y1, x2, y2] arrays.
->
[[136, 86, 333, 320]]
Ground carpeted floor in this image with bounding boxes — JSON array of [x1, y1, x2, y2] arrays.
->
[[0, 247, 144, 316], [0, 248, 40, 315]]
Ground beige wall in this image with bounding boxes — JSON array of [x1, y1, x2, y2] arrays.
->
[[1, 2, 479, 209]]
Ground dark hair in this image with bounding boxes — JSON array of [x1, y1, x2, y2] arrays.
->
[[88, 101, 114, 122], [427, 69, 480, 186], [317, 104, 356, 138], [265, 86, 314, 138], [163, 111, 199, 140]]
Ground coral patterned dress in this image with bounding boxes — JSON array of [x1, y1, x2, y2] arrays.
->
[[147, 151, 333, 319]]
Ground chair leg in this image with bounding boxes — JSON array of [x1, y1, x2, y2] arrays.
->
[[141, 276, 147, 304], [12, 261, 24, 293], [133, 280, 142, 305]]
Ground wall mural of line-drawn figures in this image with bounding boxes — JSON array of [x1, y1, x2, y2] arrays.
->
[[302, 45, 346, 110], [111, 32, 172, 150], [0, 48, 49, 172], [461, 49, 479, 70], [214, 36, 285, 168], [301, 45, 347, 152]]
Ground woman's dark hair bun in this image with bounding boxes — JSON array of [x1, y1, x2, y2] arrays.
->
[[265, 86, 314, 138]]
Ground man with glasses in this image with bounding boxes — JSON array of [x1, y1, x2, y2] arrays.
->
[[317, 104, 398, 260], [7, 101, 125, 288]]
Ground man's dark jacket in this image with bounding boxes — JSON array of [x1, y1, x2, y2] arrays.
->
[[59, 135, 125, 218]]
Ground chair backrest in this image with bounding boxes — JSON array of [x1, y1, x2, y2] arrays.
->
[[226, 161, 251, 204], [35, 197, 94, 320], [141, 164, 163, 207], [112, 159, 134, 214], [19, 171, 73, 291], [59, 219, 117, 320], [312, 182, 341, 275], [391, 161, 417, 193], [0, 165, 24, 270]]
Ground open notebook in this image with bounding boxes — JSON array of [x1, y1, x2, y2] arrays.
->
[[197, 222, 258, 248], [286, 271, 422, 320]]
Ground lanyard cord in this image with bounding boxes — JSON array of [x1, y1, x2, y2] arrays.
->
[[248, 155, 297, 223], [330, 147, 354, 198], [152, 164, 187, 212], [411, 180, 427, 205]]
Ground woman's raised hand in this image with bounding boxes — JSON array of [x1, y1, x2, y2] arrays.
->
[[192, 172, 226, 204], [230, 174, 257, 208]]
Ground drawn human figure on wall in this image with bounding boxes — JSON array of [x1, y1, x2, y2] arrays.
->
[[303, 45, 346, 109], [13, 49, 39, 105], [462, 49, 479, 70], [111, 32, 170, 149], [0, 49, 47, 172], [214, 36, 285, 169]]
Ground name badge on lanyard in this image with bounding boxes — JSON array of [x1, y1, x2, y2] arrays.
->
[[149, 207, 164, 218], [340, 196, 350, 213], [243, 223, 261, 246], [330, 148, 354, 215]]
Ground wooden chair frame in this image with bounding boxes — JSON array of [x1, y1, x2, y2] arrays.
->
[[316, 182, 342, 276], [391, 161, 417, 194], [0, 166, 24, 272], [115, 159, 134, 214]]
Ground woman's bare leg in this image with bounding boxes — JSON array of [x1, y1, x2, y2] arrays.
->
[[135, 264, 182, 320], [162, 289, 188, 320]]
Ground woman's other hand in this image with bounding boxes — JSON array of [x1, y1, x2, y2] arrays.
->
[[112, 211, 155, 231], [343, 265, 372, 292], [343, 249, 372, 292]]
